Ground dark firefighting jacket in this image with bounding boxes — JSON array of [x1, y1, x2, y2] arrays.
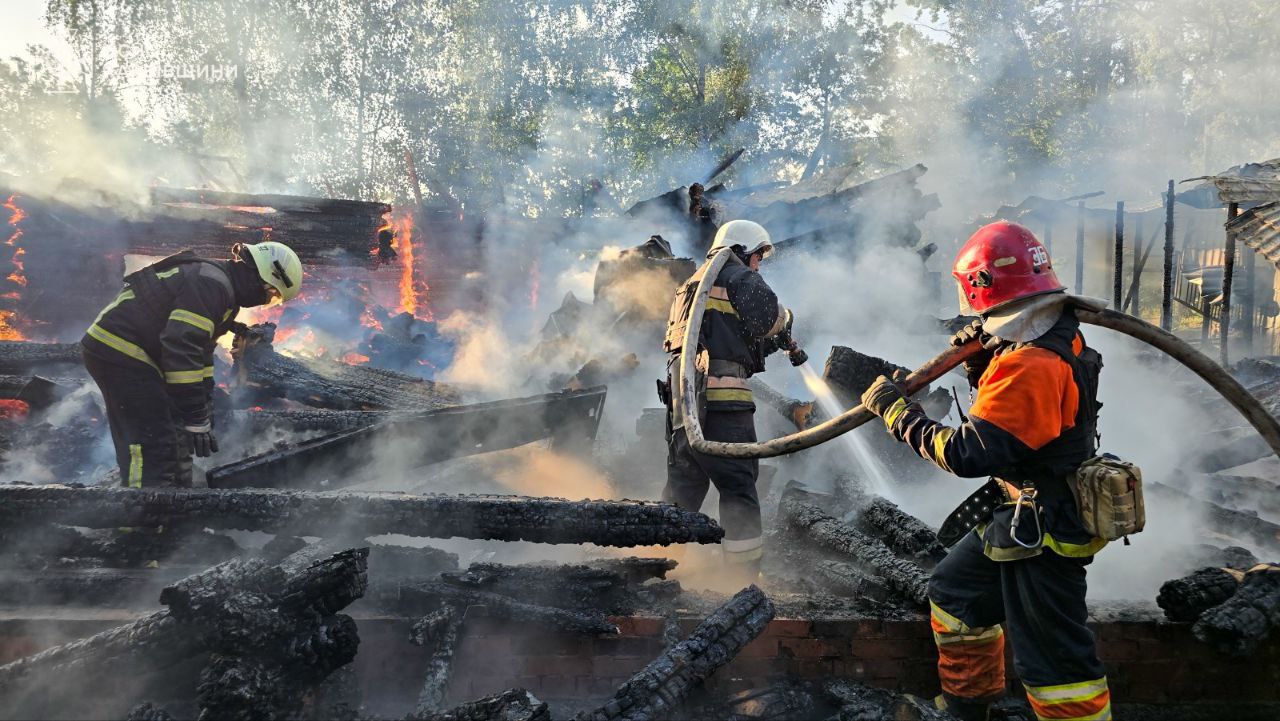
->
[[663, 252, 782, 413], [82, 254, 241, 428], [883, 311, 1106, 558]]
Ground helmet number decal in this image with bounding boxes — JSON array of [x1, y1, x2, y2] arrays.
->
[[1029, 245, 1050, 268]]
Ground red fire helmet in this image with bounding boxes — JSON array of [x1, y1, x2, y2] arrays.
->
[[952, 221, 1065, 315]]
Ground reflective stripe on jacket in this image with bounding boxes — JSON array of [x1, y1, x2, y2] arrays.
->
[[82, 260, 239, 426], [664, 253, 780, 412]]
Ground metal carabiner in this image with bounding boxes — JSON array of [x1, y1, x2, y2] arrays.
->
[[1009, 487, 1043, 549]]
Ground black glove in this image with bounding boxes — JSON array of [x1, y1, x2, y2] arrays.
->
[[185, 423, 219, 457], [950, 319, 1000, 388], [861, 374, 909, 430]]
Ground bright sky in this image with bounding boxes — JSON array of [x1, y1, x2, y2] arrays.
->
[[0, 1, 76, 68]]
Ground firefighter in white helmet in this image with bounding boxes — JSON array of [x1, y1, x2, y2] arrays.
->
[[82, 241, 303, 487], [660, 220, 799, 581]]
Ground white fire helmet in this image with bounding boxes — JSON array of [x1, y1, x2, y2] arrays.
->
[[236, 241, 303, 302], [708, 219, 773, 260]]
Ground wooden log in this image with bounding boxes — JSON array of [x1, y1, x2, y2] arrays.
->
[[232, 340, 460, 411], [1157, 567, 1243, 622], [574, 586, 775, 721], [0, 342, 83, 374], [779, 486, 930, 606], [412, 688, 549, 721], [212, 388, 608, 490], [1149, 482, 1280, 553], [1193, 565, 1280, 657], [388, 581, 619, 635], [0, 486, 726, 547], [856, 497, 947, 564]]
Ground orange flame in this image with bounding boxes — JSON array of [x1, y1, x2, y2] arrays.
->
[[1, 195, 27, 340], [342, 352, 370, 365], [391, 210, 432, 320], [0, 398, 29, 421]]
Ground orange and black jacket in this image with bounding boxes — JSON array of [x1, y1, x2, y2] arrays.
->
[[664, 253, 781, 412], [82, 257, 240, 427], [882, 312, 1104, 553]]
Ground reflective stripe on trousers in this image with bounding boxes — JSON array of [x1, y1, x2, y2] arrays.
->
[[1024, 677, 1111, 720], [930, 600, 1006, 700], [723, 534, 763, 563], [128, 444, 143, 488]]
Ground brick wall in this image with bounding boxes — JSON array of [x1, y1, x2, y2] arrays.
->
[[3, 611, 1278, 716], [435, 611, 1280, 709]]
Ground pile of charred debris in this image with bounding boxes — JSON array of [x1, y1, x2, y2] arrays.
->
[[2, 161, 1280, 720]]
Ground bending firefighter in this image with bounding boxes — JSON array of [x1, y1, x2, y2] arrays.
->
[[82, 242, 303, 488], [660, 220, 801, 581], [861, 222, 1112, 721]]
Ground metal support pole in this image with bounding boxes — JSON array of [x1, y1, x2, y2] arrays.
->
[[1113, 201, 1125, 311], [1044, 218, 1054, 255], [1221, 202, 1240, 365], [1162, 180, 1175, 331], [1075, 201, 1086, 295], [1131, 214, 1144, 317]]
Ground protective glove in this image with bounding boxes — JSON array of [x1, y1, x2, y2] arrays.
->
[[861, 374, 910, 431], [949, 318, 1001, 388], [185, 423, 219, 457]]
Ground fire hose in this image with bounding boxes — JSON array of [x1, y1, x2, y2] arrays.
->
[[679, 248, 1280, 460]]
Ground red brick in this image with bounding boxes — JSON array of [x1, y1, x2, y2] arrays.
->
[[538, 674, 578, 698], [779, 637, 847, 659], [1099, 639, 1140, 661], [515, 654, 593, 677], [610, 616, 665, 636], [762, 618, 813, 638], [810, 619, 859, 638], [593, 656, 649, 677], [883, 620, 931, 639], [849, 638, 919, 660], [736, 636, 778, 658], [721, 656, 784, 679]]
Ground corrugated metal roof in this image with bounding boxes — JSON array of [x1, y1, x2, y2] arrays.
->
[[1228, 201, 1280, 268], [1184, 158, 1280, 206]]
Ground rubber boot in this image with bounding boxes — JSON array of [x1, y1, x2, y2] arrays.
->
[[937, 693, 995, 721], [723, 550, 762, 589]]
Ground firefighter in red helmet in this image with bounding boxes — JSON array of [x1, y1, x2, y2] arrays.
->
[[861, 222, 1112, 721]]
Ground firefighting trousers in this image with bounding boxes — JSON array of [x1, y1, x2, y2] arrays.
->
[[927, 532, 1111, 721], [663, 410, 762, 564], [83, 349, 193, 488]]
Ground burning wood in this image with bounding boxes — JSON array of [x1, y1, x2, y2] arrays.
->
[[439, 560, 677, 616], [856, 497, 948, 564], [574, 585, 775, 721], [1192, 565, 1280, 657], [232, 333, 460, 411], [0, 548, 367, 718], [210, 387, 608, 490], [1158, 567, 1245, 622], [412, 688, 550, 721], [413, 606, 464, 715], [0, 486, 726, 547], [778, 485, 930, 606], [0, 341, 83, 374], [390, 581, 619, 635]]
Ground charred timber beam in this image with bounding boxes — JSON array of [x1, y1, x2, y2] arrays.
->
[[414, 606, 464, 715], [0, 547, 364, 708], [814, 560, 894, 604], [1149, 482, 1280, 553], [0, 342, 83, 374], [1193, 565, 1280, 657], [209, 387, 608, 490], [584, 557, 678, 584], [1157, 567, 1243, 622], [412, 688, 550, 721], [856, 497, 947, 564], [779, 488, 930, 606], [574, 585, 775, 721], [232, 341, 461, 412], [390, 581, 619, 635], [441, 561, 641, 615], [0, 486, 725, 547]]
